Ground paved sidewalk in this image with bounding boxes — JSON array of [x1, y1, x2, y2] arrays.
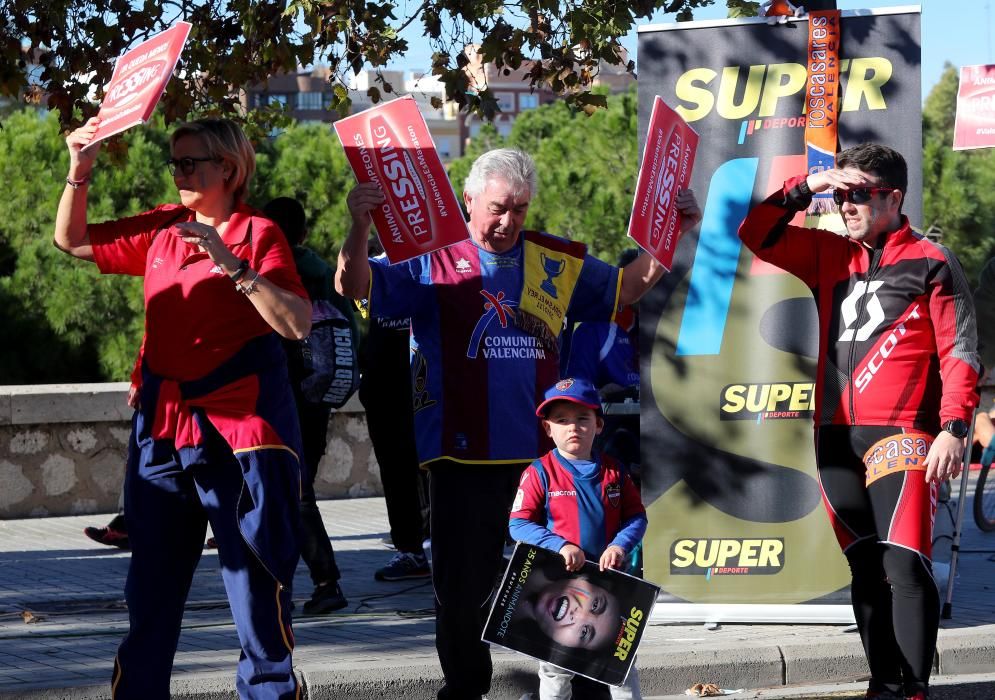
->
[[1, 494, 994, 699]]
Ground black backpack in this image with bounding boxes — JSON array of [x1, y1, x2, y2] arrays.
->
[[297, 299, 360, 408]]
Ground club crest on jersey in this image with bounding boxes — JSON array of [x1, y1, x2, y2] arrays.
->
[[606, 481, 621, 508]]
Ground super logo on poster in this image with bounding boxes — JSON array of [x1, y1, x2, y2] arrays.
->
[[612, 606, 643, 661], [673, 57, 891, 123]]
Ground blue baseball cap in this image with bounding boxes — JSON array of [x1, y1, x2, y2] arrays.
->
[[536, 377, 603, 417]]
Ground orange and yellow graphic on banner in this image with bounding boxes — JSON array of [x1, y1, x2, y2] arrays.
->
[[805, 10, 841, 214]]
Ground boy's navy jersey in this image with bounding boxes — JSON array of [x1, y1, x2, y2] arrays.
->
[[368, 233, 620, 466], [738, 175, 980, 431], [509, 449, 646, 560]]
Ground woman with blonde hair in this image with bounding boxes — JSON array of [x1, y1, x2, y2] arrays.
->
[[55, 116, 311, 699]]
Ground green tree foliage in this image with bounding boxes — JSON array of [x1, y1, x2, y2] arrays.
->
[[2, 0, 714, 133], [524, 89, 639, 263], [0, 110, 363, 383], [251, 122, 355, 261], [725, 1, 761, 18], [922, 64, 995, 284], [446, 87, 637, 262], [0, 109, 173, 383]]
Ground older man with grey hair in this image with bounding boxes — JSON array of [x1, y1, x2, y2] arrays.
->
[[338, 148, 700, 700]]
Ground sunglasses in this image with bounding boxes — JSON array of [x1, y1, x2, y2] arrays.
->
[[166, 156, 219, 176], [832, 187, 895, 206]]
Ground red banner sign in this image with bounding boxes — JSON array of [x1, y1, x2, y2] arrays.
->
[[953, 64, 995, 151], [627, 96, 698, 270], [86, 21, 192, 150], [334, 96, 469, 264]]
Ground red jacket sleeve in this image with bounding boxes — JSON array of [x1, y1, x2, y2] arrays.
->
[[738, 175, 848, 288], [926, 245, 981, 423]]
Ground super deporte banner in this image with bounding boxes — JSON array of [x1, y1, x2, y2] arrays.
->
[[637, 8, 922, 605]]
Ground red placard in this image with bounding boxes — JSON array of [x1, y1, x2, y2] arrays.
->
[[953, 64, 995, 151], [85, 21, 192, 150], [627, 96, 698, 270], [334, 96, 469, 264]]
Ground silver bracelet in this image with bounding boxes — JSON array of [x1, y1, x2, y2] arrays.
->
[[238, 271, 259, 296]]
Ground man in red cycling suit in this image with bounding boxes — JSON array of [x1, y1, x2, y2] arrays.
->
[[739, 143, 980, 700]]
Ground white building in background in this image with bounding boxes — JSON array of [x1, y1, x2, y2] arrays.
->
[[242, 49, 634, 160], [457, 44, 634, 147]]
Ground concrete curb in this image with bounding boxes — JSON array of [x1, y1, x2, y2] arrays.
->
[[779, 638, 868, 685], [638, 645, 784, 693], [4, 637, 995, 700], [937, 630, 995, 675]]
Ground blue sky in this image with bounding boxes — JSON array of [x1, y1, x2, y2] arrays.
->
[[389, 2, 993, 99]]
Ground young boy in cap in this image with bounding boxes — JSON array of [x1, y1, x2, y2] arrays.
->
[[510, 377, 648, 699]]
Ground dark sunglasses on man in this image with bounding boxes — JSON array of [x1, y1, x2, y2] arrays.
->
[[166, 156, 219, 176], [832, 186, 895, 207]]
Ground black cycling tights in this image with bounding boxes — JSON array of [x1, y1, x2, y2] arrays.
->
[[817, 425, 940, 697], [846, 539, 939, 696]]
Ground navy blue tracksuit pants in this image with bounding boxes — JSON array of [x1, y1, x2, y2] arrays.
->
[[112, 418, 298, 699]]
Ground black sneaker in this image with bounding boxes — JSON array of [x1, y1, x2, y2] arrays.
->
[[374, 551, 430, 581], [302, 582, 348, 615], [83, 525, 130, 549]]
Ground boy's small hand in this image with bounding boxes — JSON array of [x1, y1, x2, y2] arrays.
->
[[559, 543, 585, 571], [599, 545, 626, 571]]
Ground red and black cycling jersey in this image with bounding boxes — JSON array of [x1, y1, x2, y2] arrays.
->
[[738, 175, 980, 431]]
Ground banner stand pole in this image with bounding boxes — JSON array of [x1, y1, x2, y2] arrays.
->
[[942, 409, 976, 619]]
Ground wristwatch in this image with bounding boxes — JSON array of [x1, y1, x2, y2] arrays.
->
[[942, 418, 969, 439]]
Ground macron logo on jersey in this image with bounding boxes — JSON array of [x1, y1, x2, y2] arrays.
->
[[549, 490, 578, 497]]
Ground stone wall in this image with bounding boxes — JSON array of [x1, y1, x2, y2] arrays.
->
[[0, 384, 379, 519]]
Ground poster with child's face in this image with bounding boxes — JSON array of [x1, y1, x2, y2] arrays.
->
[[482, 543, 659, 686]]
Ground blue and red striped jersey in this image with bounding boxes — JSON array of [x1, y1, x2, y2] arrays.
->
[[368, 233, 620, 466], [509, 450, 647, 559]]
